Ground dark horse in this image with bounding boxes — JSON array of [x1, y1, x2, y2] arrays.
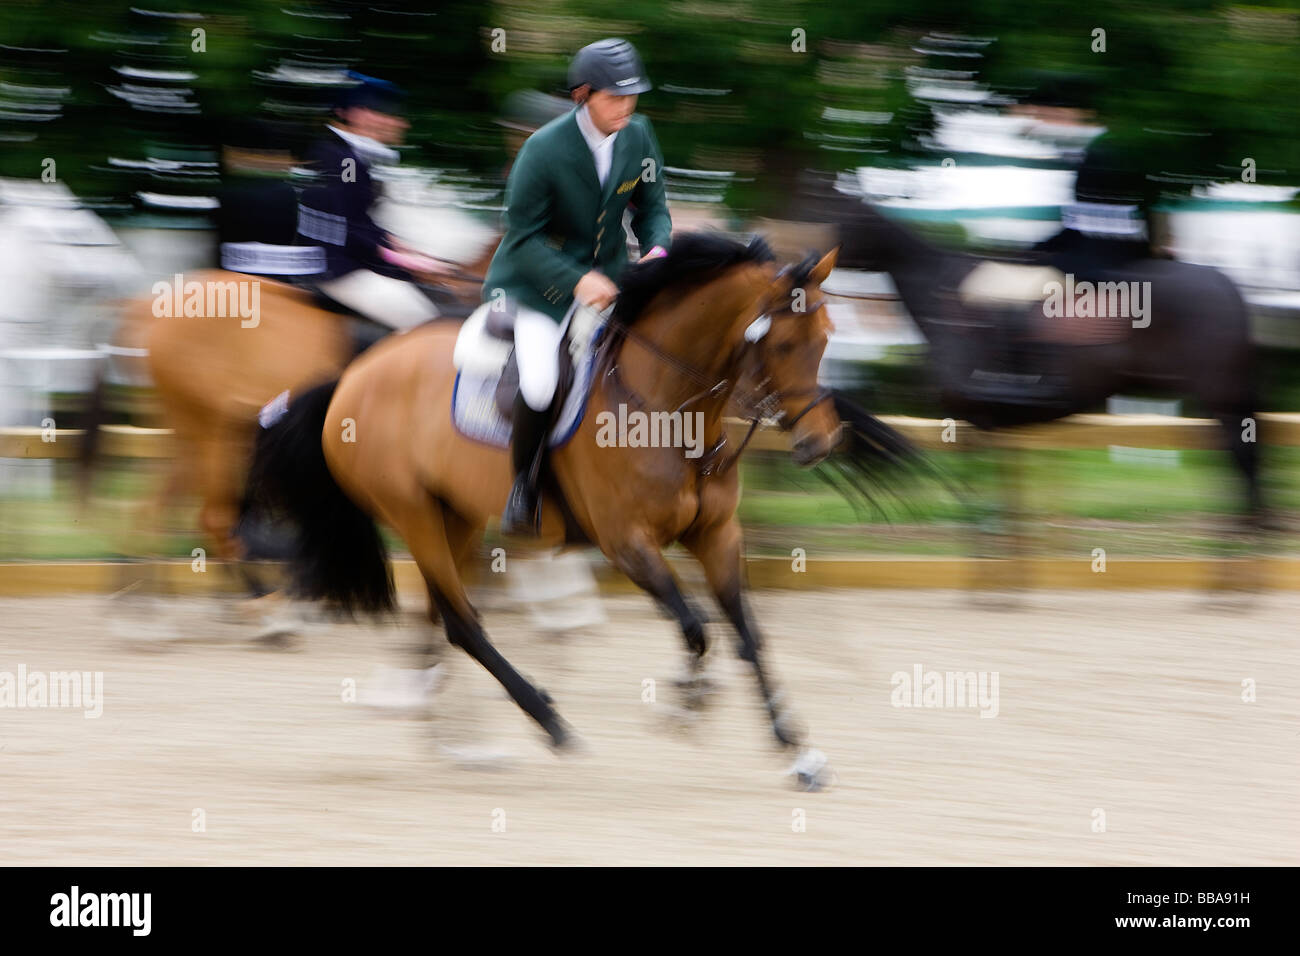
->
[[818, 195, 1262, 523]]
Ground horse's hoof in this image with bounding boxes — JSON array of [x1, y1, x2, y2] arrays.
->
[[787, 748, 835, 792], [251, 603, 305, 649], [545, 718, 583, 754], [654, 703, 701, 736], [253, 623, 300, 649], [772, 707, 807, 749], [674, 672, 721, 710]]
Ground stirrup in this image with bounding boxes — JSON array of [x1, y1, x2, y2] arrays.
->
[[501, 474, 541, 536]]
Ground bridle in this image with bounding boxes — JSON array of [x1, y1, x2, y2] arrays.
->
[[602, 264, 834, 476]]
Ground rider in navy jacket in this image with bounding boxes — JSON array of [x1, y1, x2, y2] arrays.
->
[[295, 73, 445, 328], [298, 75, 406, 279], [300, 126, 408, 281]]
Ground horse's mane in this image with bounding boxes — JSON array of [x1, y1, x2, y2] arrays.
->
[[612, 232, 775, 326]]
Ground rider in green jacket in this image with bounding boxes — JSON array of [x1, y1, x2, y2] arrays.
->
[[484, 38, 673, 536]]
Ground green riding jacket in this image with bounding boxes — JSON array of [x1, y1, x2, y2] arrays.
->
[[482, 108, 673, 322]]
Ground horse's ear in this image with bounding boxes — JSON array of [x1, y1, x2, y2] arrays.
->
[[809, 246, 839, 285]]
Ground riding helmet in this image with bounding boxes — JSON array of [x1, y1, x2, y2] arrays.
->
[[567, 38, 652, 96], [334, 71, 407, 115]]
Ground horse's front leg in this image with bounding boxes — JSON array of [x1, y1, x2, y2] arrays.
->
[[683, 518, 834, 789], [607, 529, 713, 702], [682, 518, 805, 748]]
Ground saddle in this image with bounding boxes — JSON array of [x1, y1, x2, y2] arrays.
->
[[451, 298, 603, 448], [454, 297, 574, 423], [958, 260, 1135, 346], [933, 259, 1139, 415], [937, 263, 1064, 413]]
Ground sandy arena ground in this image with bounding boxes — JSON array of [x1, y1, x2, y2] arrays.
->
[[0, 588, 1296, 865]]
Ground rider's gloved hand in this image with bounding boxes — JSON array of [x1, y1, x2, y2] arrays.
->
[[379, 244, 452, 277], [574, 270, 619, 311]]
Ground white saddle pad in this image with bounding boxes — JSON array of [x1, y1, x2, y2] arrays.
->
[[959, 261, 1065, 307], [451, 301, 608, 449]]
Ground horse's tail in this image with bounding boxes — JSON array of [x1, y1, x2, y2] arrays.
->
[[244, 380, 394, 614], [818, 390, 952, 517]]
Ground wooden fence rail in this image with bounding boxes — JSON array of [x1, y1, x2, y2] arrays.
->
[[5, 414, 1300, 459]]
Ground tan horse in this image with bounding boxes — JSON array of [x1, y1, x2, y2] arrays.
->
[[247, 234, 921, 784], [144, 275, 350, 564], [83, 245, 496, 587]]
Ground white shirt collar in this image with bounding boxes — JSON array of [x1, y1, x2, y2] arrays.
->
[[327, 124, 400, 166], [574, 104, 618, 154]]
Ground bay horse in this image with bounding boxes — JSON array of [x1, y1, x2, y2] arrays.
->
[[818, 195, 1263, 525], [80, 243, 496, 594], [245, 233, 923, 785]]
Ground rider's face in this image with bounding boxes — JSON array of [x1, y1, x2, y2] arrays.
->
[[338, 106, 409, 145], [582, 89, 637, 135]]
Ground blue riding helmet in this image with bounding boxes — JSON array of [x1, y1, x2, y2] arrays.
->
[[334, 71, 408, 115]]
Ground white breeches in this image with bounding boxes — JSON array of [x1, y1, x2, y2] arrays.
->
[[513, 305, 566, 411], [317, 269, 439, 329]]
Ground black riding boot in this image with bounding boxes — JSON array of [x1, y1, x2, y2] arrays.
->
[[500, 392, 551, 536]]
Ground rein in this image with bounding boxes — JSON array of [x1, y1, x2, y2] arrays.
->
[[602, 278, 831, 476]]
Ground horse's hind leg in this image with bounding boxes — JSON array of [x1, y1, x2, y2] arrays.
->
[[1206, 409, 1270, 596], [413, 507, 479, 667], [964, 429, 1026, 604], [196, 431, 247, 566], [428, 585, 572, 748], [1213, 411, 1264, 523], [402, 496, 572, 748], [360, 508, 477, 717]]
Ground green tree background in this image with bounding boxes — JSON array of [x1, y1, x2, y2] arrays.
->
[[1, 0, 1296, 215]]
